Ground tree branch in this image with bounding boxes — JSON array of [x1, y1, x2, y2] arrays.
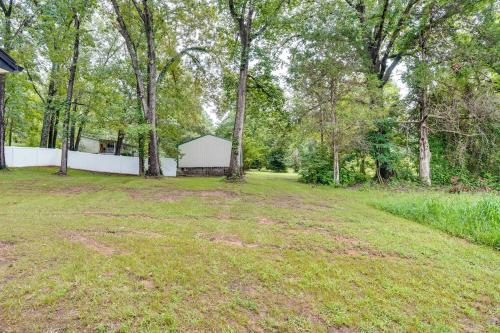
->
[[110, 0, 148, 117], [25, 68, 46, 104], [157, 47, 209, 85], [131, 0, 146, 23]]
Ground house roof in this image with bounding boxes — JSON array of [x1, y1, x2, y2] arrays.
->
[[0, 49, 23, 73], [178, 134, 231, 147], [81, 135, 136, 148]]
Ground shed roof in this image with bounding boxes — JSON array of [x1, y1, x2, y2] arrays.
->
[[0, 49, 23, 73], [178, 134, 231, 147]]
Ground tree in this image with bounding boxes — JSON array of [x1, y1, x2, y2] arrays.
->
[[59, 13, 81, 175], [343, 0, 483, 181], [110, 0, 209, 176], [110, 0, 162, 176], [225, 0, 290, 180]]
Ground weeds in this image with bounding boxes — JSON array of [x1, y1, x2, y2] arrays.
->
[[376, 194, 500, 249]]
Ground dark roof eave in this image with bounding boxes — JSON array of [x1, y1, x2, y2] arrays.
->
[[0, 49, 23, 73]]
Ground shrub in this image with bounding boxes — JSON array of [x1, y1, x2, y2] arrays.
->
[[267, 146, 288, 172], [299, 144, 333, 185]]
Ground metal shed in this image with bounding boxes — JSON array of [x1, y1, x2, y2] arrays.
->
[[178, 135, 235, 176]]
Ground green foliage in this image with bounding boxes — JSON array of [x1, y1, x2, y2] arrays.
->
[[299, 144, 333, 185], [366, 118, 398, 177], [266, 145, 288, 173], [376, 194, 500, 249], [339, 154, 371, 186]]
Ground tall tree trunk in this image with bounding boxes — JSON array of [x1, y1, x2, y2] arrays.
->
[[320, 108, 325, 145], [329, 80, 340, 184], [136, 83, 145, 175], [0, 75, 6, 169], [228, 25, 251, 181], [8, 117, 13, 146], [48, 110, 59, 149], [74, 123, 83, 151], [138, 132, 145, 176], [228, 53, 249, 180], [69, 96, 78, 151], [419, 112, 431, 185], [418, 36, 431, 186], [114, 129, 125, 155], [40, 62, 58, 147], [143, 0, 161, 176], [332, 111, 339, 185], [59, 15, 80, 175]]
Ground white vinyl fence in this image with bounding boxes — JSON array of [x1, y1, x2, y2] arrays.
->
[[4, 147, 177, 176]]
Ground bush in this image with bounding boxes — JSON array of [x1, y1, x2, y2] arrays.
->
[[266, 146, 288, 172], [299, 144, 333, 185], [375, 194, 500, 249], [339, 153, 371, 186]]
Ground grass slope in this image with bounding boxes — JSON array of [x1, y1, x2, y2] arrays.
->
[[0, 168, 499, 332], [375, 193, 500, 249]]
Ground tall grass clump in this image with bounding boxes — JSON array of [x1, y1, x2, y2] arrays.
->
[[375, 194, 500, 249]]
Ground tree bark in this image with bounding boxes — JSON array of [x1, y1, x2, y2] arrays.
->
[[0, 74, 6, 169], [48, 109, 59, 148], [332, 111, 339, 185], [419, 111, 431, 185], [69, 95, 78, 151], [320, 108, 325, 145], [138, 132, 145, 176], [59, 15, 80, 175], [74, 123, 83, 151], [418, 36, 431, 186], [40, 62, 58, 147], [142, 0, 161, 176], [8, 117, 13, 146], [114, 129, 125, 155], [228, 50, 249, 180], [329, 80, 340, 184]]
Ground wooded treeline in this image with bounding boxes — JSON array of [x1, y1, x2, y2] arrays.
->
[[0, 0, 498, 186]]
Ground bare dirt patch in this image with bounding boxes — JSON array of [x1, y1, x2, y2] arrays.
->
[[51, 186, 100, 194], [255, 195, 334, 211], [330, 246, 410, 259], [83, 211, 156, 220], [63, 232, 124, 256], [198, 233, 259, 248], [259, 217, 278, 225], [217, 212, 233, 220], [140, 278, 155, 290], [0, 241, 16, 265], [126, 188, 239, 202], [81, 228, 164, 239]]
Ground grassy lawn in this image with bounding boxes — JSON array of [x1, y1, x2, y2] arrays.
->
[[0, 168, 499, 332]]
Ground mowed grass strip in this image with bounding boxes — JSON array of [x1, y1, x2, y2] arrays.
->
[[0, 168, 499, 332]]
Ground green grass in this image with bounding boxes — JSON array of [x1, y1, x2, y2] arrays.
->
[[375, 193, 500, 249], [0, 167, 499, 332]]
